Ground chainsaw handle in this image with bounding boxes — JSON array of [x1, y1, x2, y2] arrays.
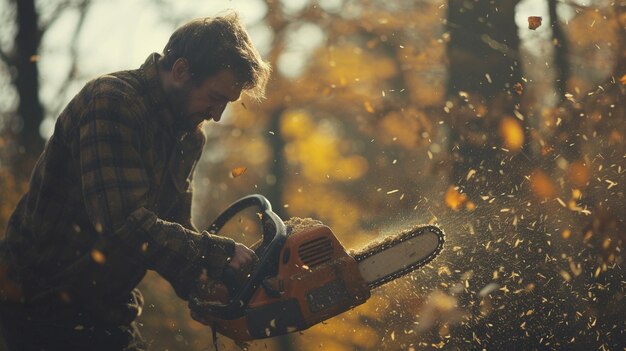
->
[[208, 194, 284, 257], [204, 194, 287, 320]]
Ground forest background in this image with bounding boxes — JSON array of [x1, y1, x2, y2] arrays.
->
[[0, 0, 624, 350]]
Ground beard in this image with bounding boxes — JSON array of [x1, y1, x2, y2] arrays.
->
[[167, 83, 204, 131]]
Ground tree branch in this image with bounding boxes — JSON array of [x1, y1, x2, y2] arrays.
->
[[39, 0, 92, 33], [50, 0, 91, 118], [38, 0, 73, 33]]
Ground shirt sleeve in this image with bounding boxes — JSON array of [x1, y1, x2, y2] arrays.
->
[[169, 190, 199, 232], [111, 208, 235, 299], [78, 79, 234, 298]]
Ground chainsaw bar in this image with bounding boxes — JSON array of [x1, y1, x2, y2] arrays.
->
[[353, 225, 445, 289]]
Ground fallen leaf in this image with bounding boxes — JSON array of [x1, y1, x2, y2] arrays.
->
[[562, 229, 571, 239], [499, 117, 524, 151], [513, 82, 523, 95], [444, 186, 468, 211], [530, 170, 556, 199], [528, 16, 542, 30], [230, 166, 247, 178], [91, 249, 106, 264], [567, 160, 590, 188]]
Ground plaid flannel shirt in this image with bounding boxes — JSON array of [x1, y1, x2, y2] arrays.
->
[[1, 54, 235, 319]]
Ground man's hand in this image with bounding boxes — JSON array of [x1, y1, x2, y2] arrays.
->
[[226, 243, 258, 286], [188, 279, 229, 325], [228, 242, 257, 271], [189, 243, 257, 325]]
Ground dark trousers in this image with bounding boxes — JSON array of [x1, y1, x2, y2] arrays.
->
[[0, 302, 147, 351]]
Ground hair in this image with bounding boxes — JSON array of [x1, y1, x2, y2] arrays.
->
[[161, 12, 271, 101]]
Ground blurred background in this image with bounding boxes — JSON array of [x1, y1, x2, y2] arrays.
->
[[0, 0, 624, 350]]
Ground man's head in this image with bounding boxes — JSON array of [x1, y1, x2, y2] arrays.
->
[[159, 13, 271, 129]]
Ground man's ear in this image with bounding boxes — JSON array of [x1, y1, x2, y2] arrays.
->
[[171, 58, 191, 85]]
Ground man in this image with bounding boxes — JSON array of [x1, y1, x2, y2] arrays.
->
[[0, 13, 270, 350]]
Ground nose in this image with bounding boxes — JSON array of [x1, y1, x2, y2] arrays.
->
[[210, 103, 227, 122]]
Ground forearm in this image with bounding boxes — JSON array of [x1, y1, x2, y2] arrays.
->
[[113, 207, 235, 299]]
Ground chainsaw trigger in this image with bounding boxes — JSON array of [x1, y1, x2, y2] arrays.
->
[[261, 278, 281, 298]]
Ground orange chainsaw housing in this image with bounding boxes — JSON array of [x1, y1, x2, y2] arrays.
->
[[206, 224, 371, 340]]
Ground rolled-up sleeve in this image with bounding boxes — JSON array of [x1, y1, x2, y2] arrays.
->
[[78, 79, 234, 299]]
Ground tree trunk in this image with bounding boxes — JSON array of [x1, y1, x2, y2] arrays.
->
[[548, 0, 582, 163], [447, 0, 521, 99], [615, 2, 626, 73], [13, 0, 45, 165], [549, 0, 569, 100], [266, 108, 286, 220], [446, 0, 523, 196]]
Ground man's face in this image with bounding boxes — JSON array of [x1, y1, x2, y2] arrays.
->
[[176, 68, 242, 130]]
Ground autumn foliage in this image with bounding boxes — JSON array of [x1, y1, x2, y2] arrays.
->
[[1, 1, 624, 350]]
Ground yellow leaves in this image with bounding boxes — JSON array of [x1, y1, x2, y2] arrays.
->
[[530, 170, 556, 199], [363, 101, 375, 113], [337, 156, 369, 180], [429, 291, 457, 312], [323, 44, 398, 83], [379, 111, 421, 148], [499, 117, 524, 151], [567, 160, 590, 188], [465, 201, 476, 211], [282, 110, 369, 182], [444, 186, 474, 211], [230, 166, 247, 178], [444, 186, 466, 210], [619, 73, 626, 85], [528, 16, 542, 30], [559, 270, 572, 282], [608, 130, 623, 145], [419, 290, 460, 331], [90, 249, 106, 265], [540, 144, 554, 156], [562, 229, 571, 240], [281, 110, 315, 138]]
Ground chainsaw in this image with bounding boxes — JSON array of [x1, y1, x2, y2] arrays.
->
[[194, 194, 445, 341]]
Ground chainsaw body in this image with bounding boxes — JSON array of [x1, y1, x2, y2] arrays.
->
[[212, 224, 370, 340]]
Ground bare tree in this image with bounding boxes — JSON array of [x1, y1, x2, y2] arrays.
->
[[549, 0, 570, 100], [446, 0, 524, 196], [0, 0, 91, 173]]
